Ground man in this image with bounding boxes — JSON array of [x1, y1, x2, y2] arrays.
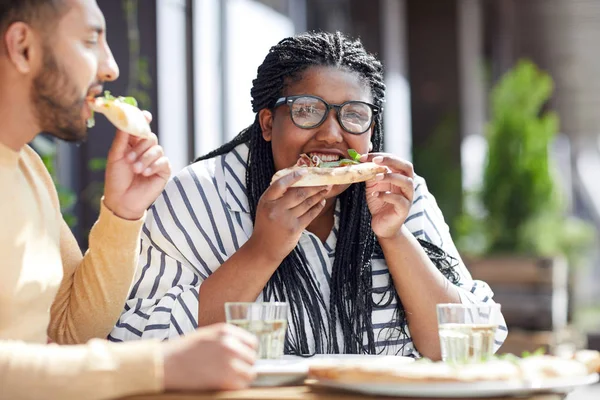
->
[[0, 0, 257, 399]]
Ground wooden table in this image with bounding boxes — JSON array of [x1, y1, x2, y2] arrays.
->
[[122, 385, 566, 400]]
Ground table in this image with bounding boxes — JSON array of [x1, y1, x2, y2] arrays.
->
[[122, 385, 566, 400]]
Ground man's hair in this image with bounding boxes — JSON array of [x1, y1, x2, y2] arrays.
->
[[0, 0, 66, 37], [196, 31, 459, 355]]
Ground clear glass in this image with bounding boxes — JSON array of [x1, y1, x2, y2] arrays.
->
[[436, 303, 501, 364], [225, 302, 289, 359]]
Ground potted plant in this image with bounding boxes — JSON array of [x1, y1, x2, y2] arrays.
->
[[455, 60, 594, 351]]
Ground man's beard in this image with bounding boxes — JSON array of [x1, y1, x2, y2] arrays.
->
[[30, 44, 89, 143]]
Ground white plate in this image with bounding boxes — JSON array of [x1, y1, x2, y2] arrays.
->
[[252, 354, 414, 387], [312, 373, 599, 398]]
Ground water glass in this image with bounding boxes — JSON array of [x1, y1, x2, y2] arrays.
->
[[225, 302, 289, 359], [437, 303, 501, 364]]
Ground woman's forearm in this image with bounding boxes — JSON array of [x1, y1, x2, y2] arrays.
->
[[379, 226, 460, 360], [197, 237, 283, 327]]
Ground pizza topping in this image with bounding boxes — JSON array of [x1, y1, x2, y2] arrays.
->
[[101, 90, 139, 107], [294, 154, 314, 167], [296, 149, 363, 168], [348, 148, 362, 161]]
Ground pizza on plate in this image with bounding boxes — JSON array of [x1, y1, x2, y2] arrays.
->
[[308, 353, 595, 384]]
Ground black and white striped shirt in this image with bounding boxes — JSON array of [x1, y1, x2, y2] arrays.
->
[[109, 143, 508, 355]]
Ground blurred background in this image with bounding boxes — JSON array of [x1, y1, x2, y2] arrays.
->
[[36, 0, 600, 356]]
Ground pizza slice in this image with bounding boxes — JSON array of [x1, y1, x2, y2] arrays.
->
[[87, 91, 151, 139], [270, 149, 388, 187], [573, 350, 600, 374]]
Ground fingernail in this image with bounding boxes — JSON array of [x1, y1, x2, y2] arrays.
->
[[320, 199, 327, 206], [134, 162, 143, 172], [143, 168, 152, 176], [326, 185, 333, 191], [371, 191, 380, 197], [359, 154, 368, 161], [373, 156, 384, 163], [375, 173, 385, 180], [127, 152, 136, 162]]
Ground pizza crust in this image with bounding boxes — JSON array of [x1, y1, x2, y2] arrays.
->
[[89, 97, 152, 138], [270, 162, 388, 187]]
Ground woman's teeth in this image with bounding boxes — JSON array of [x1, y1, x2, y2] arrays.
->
[[309, 153, 340, 162]]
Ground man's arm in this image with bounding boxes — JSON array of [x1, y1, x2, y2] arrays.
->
[[0, 339, 162, 400], [48, 202, 145, 344], [41, 124, 170, 344]]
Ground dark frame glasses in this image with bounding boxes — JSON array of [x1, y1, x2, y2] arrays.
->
[[273, 95, 381, 135]]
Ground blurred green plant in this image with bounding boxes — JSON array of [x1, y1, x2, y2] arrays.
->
[[413, 112, 462, 236], [82, 157, 107, 213], [123, 0, 152, 110], [455, 59, 595, 265], [32, 137, 78, 228]]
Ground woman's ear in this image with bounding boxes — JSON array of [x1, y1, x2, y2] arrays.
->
[[259, 109, 274, 142]]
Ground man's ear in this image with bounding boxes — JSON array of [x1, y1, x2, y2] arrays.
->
[[3, 22, 38, 74], [259, 108, 274, 142]]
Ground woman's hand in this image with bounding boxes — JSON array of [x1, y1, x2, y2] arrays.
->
[[249, 170, 331, 263], [360, 153, 415, 239]]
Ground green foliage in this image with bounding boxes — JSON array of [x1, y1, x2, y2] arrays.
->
[[88, 157, 108, 172], [83, 158, 106, 213], [34, 137, 78, 228], [414, 112, 463, 236], [456, 60, 595, 262]]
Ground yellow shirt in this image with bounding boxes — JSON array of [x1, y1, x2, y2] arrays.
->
[[0, 141, 163, 399]]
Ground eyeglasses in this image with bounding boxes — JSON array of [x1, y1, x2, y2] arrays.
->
[[273, 95, 380, 135]]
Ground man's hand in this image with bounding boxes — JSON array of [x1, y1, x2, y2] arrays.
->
[[103, 112, 171, 220], [162, 323, 258, 391]]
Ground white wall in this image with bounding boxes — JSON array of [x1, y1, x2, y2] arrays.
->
[[380, 0, 412, 161], [193, 0, 295, 158], [193, 0, 223, 158], [224, 0, 294, 140], [156, 0, 190, 175]]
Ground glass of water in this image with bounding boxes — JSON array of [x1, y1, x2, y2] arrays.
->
[[225, 302, 289, 359], [437, 303, 501, 364]]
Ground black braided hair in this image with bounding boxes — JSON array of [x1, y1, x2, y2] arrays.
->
[[196, 31, 459, 355]]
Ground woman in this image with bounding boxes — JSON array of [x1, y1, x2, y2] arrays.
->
[[110, 31, 507, 359]]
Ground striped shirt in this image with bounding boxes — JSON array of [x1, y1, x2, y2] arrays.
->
[[109, 143, 508, 355]]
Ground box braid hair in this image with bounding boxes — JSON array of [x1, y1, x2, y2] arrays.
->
[[196, 31, 459, 355]]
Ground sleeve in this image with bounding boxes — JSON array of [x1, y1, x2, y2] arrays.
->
[[20, 146, 146, 345], [0, 339, 163, 400], [110, 165, 234, 341], [405, 176, 508, 350], [48, 202, 145, 344]]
